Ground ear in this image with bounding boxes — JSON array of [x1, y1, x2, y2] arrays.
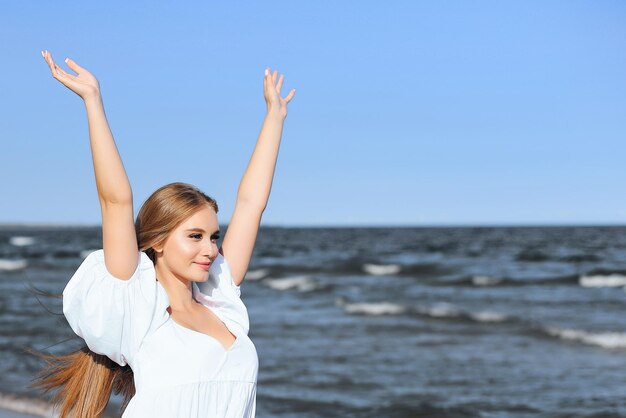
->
[[152, 243, 164, 254]]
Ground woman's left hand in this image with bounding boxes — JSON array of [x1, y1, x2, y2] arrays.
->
[[264, 68, 295, 118]]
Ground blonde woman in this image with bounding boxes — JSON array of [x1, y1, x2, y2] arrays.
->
[[34, 50, 295, 417]]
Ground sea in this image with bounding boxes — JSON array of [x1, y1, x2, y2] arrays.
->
[[0, 225, 625, 418]]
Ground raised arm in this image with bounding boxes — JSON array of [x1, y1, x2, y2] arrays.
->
[[221, 68, 296, 285], [41, 51, 139, 280]]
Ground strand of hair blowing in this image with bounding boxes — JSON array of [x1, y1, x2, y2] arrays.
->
[[28, 182, 218, 417], [28, 346, 134, 417]]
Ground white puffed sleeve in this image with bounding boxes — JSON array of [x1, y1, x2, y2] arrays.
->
[[195, 252, 250, 335], [62, 250, 169, 367]]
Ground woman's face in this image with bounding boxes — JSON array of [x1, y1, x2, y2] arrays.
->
[[156, 204, 220, 283]]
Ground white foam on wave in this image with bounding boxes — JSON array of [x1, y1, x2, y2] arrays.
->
[[336, 298, 508, 323], [264, 276, 318, 292], [416, 303, 460, 318], [362, 263, 401, 275], [472, 275, 501, 286], [0, 392, 56, 417], [545, 327, 626, 349], [9, 236, 35, 246], [0, 259, 27, 271], [80, 249, 99, 259], [416, 303, 508, 323], [579, 274, 626, 288], [468, 311, 508, 323], [343, 302, 406, 315], [245, 268, 269, 281]]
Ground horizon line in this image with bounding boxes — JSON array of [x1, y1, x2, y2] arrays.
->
[[1, 221, 626, 229]]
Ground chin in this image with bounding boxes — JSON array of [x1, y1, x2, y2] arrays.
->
[[193, 274, 210, 283]]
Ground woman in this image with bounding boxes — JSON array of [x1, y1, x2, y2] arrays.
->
[[34, 50, 295, 417]]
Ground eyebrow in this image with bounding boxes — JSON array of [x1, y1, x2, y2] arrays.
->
[[185, 228, 220, 235]]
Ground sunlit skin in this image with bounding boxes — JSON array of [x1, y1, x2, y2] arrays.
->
[[40, 49, 295, 350], [153, 204, 220, 308], [151, 204, 238, 346]]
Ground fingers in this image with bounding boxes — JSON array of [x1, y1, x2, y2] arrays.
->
[[41, 50, 73, 82], [265, 67, 285, 90], [55, 65, 76, 81], [264, 67, 295, 103], [285, 88, 296, 103], [41, 50, 53, 69], [42, 50, 54, 69], [65, 58, 84, 75], [264, 67, 271, 84], [276, 74, 284, 94], [42, 50, 61, 78]]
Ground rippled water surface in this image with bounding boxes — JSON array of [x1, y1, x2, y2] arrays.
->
[[1, 225, 626, 417]]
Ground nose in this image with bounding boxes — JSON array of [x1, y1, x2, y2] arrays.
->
[[203, 237, 218, 260]]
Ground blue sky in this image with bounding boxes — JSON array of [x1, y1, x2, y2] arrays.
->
[[1, 1, 625, 226]]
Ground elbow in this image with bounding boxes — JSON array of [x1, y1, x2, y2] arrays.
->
[[99, 193, 133, 206], [236, 196, 267, 213]]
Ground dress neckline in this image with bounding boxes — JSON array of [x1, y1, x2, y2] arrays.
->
[[169, 318, 239, 352], [156, 280, 239, 352]]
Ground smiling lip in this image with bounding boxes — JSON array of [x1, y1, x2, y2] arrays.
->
[[195, 262, 211, 271]]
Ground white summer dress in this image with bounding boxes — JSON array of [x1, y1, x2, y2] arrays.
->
[[62, 249, 259, 417]]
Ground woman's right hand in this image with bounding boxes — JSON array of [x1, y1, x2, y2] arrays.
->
[[41, 50, 100, 100]]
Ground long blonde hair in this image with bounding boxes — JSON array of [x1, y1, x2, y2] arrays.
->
[[28, 182, 218, 417]]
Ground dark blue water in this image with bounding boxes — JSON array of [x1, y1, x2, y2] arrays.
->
[[1, 225, 626, 417]]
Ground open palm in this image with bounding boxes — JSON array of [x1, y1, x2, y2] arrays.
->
[[41, 50, 100, 100], [264, 68, 296, 118]]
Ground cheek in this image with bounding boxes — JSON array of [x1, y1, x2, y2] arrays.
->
[[166, 236, 196, 261]]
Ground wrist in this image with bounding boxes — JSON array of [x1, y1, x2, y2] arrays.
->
[[82, 89, 102, 104], [266, 106, 286, 120]]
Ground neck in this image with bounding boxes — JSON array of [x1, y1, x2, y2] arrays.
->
[[154, 258, 198, 312]]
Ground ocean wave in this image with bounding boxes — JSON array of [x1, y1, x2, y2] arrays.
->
[[362, 263, 401, 276], [543, 327, 626, 350], [560, 254, 600, 263], [415, 303, 509, 323], [338, 298, 509, 323], [236, 259, 446, 278], [340, 301, 406, 315], [336, 260, 444, 277], [499, 275, 579, 287], [440, 275, 578, 288], [416, 303, 460, 318], [338, 297, 624, 350], [579, 274, 626, 288], [0, 259, 27, 271], [264, 276, 320, 292], [468, 311, 509, 323], [245, 268, 269, 281], [0, 392, 55, 417], [80, 249, 99, 259], [472, 275, 502, 286], [516, 249, 550, 262], [8, 236, 35, 246], [50, 250, 80, 259], [401, 262, 449, 277]]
